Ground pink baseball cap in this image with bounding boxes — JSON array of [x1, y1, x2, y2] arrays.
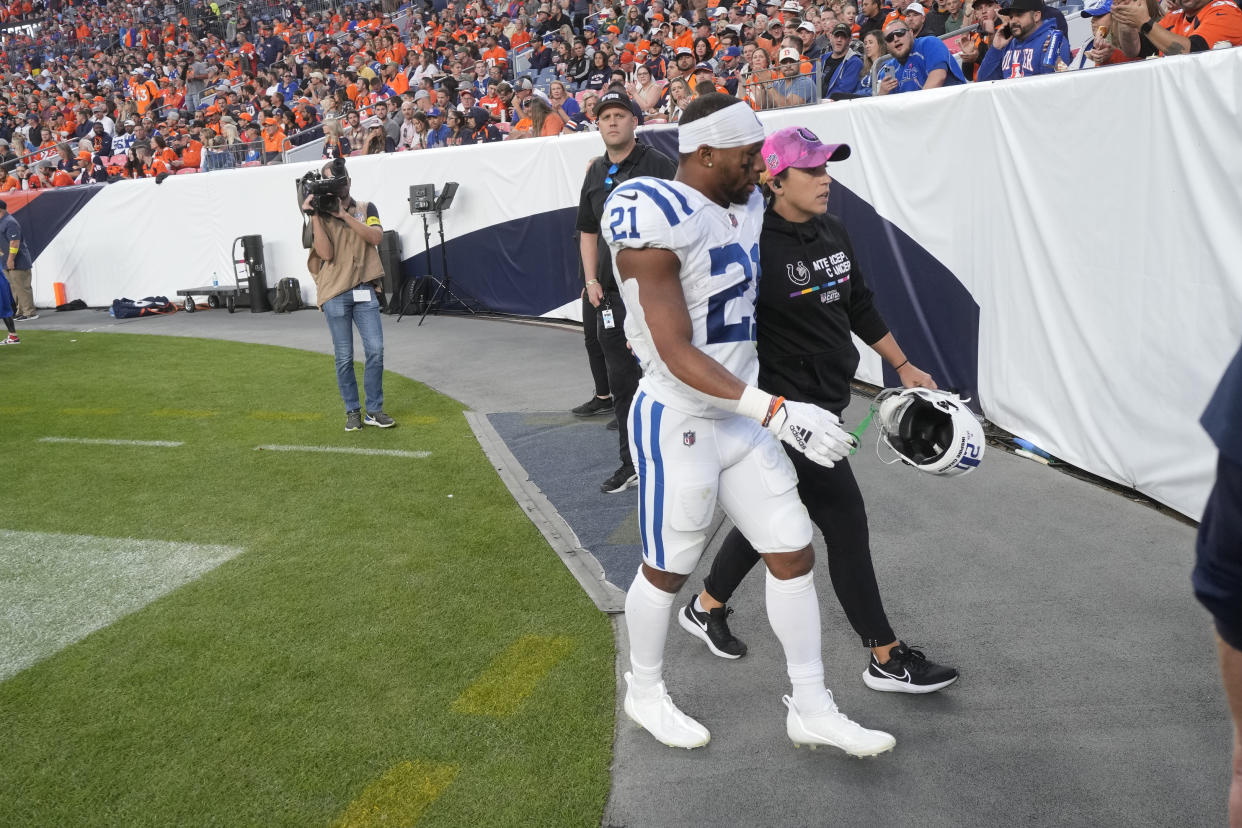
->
[[762, 126, 850, 176]]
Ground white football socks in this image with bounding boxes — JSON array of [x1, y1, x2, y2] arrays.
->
[[766, 570, 834, 715], [625, 566, 676, 694]]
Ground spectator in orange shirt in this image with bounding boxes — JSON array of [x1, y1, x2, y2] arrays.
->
[[150, 135, 177, 165], [27, 163, 50, 189], [510, 17, 532, 50], [172, 132, 203, 170], [1, 166, 21, 191], [262, 117, 287, 163], [1112, 0, 1242, 56], [132, 70, 161, 115], [671, 17, 695, 49], [50, 165, 76, 186]]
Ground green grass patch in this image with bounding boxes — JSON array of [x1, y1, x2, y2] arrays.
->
[[0, 331, 614, 827]]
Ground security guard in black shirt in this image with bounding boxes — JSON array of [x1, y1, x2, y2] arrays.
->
[[575, 90, 677, 493]]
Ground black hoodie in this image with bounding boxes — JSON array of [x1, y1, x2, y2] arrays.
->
[[756, 208, 889, 416]]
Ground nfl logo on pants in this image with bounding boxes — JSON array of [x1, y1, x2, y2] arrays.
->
[[683, 430, 696, 447]]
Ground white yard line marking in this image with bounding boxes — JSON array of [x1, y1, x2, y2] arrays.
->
[[39, 437, 184, 447], [0, 530, 244, 682], [254, 445, 431, 458]]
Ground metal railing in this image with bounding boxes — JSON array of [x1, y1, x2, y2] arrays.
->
[[738, 62, 825, 111]]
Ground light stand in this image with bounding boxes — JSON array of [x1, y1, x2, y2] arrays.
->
[[397, 181, 477, 325]]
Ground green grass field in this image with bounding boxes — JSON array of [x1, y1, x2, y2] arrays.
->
[[0, 331, 614, 827]]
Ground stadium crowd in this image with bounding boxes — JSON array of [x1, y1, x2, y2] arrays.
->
[[0, 0, 1236, 187]]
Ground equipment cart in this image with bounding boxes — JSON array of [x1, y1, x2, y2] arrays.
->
[[176, 236, 268, 313]]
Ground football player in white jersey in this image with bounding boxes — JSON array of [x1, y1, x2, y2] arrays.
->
[[603, 93, 896, 755]]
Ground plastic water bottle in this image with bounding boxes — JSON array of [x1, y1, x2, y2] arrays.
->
[[211, 271, 219, 287]]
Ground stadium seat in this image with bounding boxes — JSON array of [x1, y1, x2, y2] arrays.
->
[[109, 155, 128, 167]]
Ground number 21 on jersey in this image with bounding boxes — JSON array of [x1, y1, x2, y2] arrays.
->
[[608, 206, 639, 241], [706, 242, 759, 344]]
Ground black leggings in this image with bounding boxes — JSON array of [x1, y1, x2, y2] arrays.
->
[[3, 317, 12, 334], [581, 294, 610, 399], [704, 447, 897, 647]]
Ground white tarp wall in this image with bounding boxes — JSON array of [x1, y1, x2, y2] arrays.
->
[[29, 48, 1242, 519]]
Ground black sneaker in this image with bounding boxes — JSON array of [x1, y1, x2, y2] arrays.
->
[[344, 410, 363, 432], [600, 465, 637, 493], [572, 395, 614, 417], [677, 602, 747, 659], [364, 410, 395, 428], [863, 642, 958, 694]]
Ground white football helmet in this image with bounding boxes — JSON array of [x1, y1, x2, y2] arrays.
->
[[873, 388, 985, 477]]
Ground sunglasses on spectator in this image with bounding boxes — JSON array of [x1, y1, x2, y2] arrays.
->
[[604, 162, 619, 189], [885, 28, 910, 41]]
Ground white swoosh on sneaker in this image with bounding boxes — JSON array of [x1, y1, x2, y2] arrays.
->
[[876, 666, 910, 682]]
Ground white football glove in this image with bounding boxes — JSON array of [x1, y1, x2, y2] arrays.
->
[[736, 386, 854, 468], [766, 398, 855, 467]]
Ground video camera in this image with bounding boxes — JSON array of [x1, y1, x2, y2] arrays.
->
[[298, 156, 348, 216]]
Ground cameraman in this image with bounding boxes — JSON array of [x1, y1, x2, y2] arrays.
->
[[301, 159, 396, 432]]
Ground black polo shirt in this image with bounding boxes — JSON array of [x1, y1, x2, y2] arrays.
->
[[575, 140, 676, 291]]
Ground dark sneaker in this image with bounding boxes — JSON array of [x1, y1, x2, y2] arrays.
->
[[572, 395, 614, 417], [344, 410, 363, 432], [863, 642, 958, 694], [677, 602, 747, 659], [364, 410, 395, 428], [606, 417, 618, 431], [600, 465, 637, 493]]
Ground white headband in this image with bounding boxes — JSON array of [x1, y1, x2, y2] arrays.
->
[[677, 102, 766, 154]]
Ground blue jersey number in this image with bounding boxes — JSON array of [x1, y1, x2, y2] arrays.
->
[[705, 243, 759, 344], [608, 206, 639, 241]]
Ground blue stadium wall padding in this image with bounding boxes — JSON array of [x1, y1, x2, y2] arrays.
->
[[401, 206, 580, 318], [15, 184, 105, 261], [830, 183, 981, 406]]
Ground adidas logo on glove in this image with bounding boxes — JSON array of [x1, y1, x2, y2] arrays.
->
[[788, 424, 813, 451]]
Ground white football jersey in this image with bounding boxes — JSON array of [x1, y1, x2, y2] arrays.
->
[[603, 177, 763, 419]]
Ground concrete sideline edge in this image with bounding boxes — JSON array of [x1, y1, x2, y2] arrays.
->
[[463, 410, 627, 614]]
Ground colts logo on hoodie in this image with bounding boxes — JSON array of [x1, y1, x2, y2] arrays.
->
[[787, 261, 812, 286]]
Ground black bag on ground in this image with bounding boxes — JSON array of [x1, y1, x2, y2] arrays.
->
[[273, 278, 303, 313]]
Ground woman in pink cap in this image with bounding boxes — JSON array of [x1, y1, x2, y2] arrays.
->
[[681, 125, 961, 696]]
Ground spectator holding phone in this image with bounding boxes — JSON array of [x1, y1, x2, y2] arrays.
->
[[977, 0, 1072, 78], [859, 30, 897, 95], [877, 17, 967, 94]]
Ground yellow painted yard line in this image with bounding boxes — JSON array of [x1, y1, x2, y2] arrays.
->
[[59, 407, 121, 416], [405, 416, 439, 425], [451, 635, 574, 717], [333, 760, 458, 828], [248, 410, 324, 422], [0, 405, 34, 415], [150, 408, 219, 418]]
